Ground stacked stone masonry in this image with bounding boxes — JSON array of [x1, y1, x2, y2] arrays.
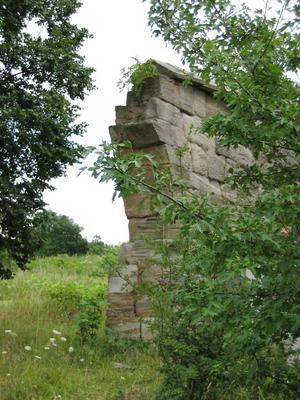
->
[[107, 60, 255, 338]]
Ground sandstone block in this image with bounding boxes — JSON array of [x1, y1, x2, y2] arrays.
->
[[207, 155, 226, 182], [110, 119, 185, 149], [113, 322, 141, 338], [129, 218, 163, 241], [165, 144, 192, 170], [216, 143, 255, 166], [107, 293, 136, 325], [206, 93, 228, 116], [108, 265, 138, 294], [190, 143, 208, 176], [115, 105, 141, 124], [144, 97, 182, 127], [189, 172, 222, 196], [123, 193, 154, 219]]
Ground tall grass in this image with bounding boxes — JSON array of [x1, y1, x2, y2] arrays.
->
[[0, 254, 160, 400]]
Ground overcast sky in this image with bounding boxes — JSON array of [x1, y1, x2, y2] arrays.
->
[[43, 0, 183, 244]]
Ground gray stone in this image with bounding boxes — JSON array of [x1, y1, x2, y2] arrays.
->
[[190, 143, 208, 176], [108, 265, 138, 294], [109, 119, 185, 149], [189, 172, 222, 196], [144, 97, 182, 127], [216, 143, 255, 166], [207, 155, 226, 182]]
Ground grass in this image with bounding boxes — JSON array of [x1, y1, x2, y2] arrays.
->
[[0, 254, 161, 400]]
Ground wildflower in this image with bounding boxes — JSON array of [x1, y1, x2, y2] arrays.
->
[[24, 346, 31, 351], [60, 337, 67, 342], [4, 330, 12, 334], [2, 351, 7, 354], [35, 355, 42, 359], [44, 346, 50, 350], [49, 337, 56, 343], [68, 346, 74, 353], [79, 358, 84, 362], [52, 329, 61, 335], [7, 373, 11, 377]]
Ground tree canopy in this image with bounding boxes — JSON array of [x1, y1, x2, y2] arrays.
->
[[34, 210, 88, 257], [93, 0, 300, 398], [0, 0, 94, 277]]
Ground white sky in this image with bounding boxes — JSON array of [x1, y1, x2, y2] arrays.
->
[[43, 0, 183, 244]]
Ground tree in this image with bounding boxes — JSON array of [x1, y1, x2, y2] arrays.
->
[[92, 0, 300, 398], [34, 210, 88, 256], [0, 0, 94, 277], [88, 235, 106, 255]]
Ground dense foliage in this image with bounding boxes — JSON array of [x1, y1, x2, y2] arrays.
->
[[93, 0, 300, 398], [33, 210, 88, 257], [0, 0, 94, 277]]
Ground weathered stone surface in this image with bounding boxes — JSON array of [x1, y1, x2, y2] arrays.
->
[[123, 193, 154, 219], [190, 143, 208, 175], [165, 144, 192, 170], [107, 60, 256, 337], [206, 93, 228, 116], [108, 265, 137, 294], [136, 297, 151, 317], [113, 322, 141, 338], [216, 143, 255, 166], [207, 155, 226, 182], [144, 97, 182, 127], [107, 293, 136, 325], [129, 218, 181, 242], [189, 172, 222, 196], [110, 119, 185, 149]]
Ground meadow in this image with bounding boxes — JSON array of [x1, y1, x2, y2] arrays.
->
[[0, 254, 160, 400]]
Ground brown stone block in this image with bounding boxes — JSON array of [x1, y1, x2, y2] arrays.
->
[[123, 192, 155, 219], [206, 93, 228, 116]]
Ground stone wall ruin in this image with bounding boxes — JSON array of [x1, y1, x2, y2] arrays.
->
[[107, 60, 255, 338]]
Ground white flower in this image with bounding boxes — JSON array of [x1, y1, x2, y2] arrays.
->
[[44, 346, 50, 350], [7, 373, 11, 377], [52, 329, 61, 335], [52, 343, 57, 347], [4, 330, 12, 334], [68, 346, 74, 353], [2, 351, 7, 354], [255, 120, 262, 126], [35, 355, 41, 359], [79, 358, 84, 362], [24, 346, 31, 351], [49, 338, 56, 343], [60, 337, 67, 342]]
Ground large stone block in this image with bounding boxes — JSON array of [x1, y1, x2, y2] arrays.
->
[[189, 172, 222, 196], [190, 143, 208, 176], [108, 265, 138, 294], [207, 155, 226, 182], [144, 97, 182, 127], [107, 293, 136, 325], [216, 143, 255, 166], [129, 218, 164, 241], [123, 192, 154, 219], [110, 119, 185, 149], [206, 93, 228, 116]]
